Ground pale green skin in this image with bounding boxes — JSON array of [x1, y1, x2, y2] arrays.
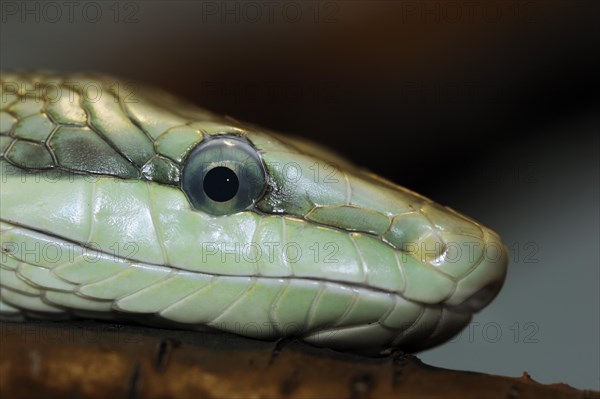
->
[[0, 72, 508, 354]]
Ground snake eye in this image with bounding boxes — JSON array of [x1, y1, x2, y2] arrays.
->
[[182, 135, 267, 215]]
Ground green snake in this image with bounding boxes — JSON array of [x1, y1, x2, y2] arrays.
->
[[0, 72, 508, 354]]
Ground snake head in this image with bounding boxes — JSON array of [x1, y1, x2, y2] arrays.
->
[[0, 72, 507, 354]]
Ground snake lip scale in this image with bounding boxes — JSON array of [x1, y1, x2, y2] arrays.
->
[[0, 71, 508, 354]]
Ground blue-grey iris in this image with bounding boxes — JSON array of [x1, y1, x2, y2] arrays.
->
[[182, 135, 267, 215]]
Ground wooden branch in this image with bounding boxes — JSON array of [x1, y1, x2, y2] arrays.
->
[[0, 321, 597, 399]]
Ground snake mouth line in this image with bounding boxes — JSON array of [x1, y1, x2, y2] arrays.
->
[[0, 215, 479, 355], [0, 219, 431, 305]]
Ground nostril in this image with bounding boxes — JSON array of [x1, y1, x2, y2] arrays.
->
[[450, 282, 503, 313]]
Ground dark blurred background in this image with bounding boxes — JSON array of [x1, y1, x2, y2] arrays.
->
[[2, 0, 598, 390]]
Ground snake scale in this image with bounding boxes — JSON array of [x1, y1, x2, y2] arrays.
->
[[0, 72, 507, 354]]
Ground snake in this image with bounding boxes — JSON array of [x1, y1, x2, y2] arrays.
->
[[0, 72, 508, 354]]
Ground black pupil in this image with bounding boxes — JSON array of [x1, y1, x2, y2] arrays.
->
[[203, 166, 239, 202]]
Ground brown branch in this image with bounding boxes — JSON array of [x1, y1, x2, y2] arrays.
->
[[0, 321, 597, 399]]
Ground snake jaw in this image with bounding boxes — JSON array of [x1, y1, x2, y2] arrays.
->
[[0, 72, 508, 354], [453, 280, 506, 313]]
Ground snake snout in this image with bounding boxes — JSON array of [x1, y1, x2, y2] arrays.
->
[[443, 230, 508, 313]]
